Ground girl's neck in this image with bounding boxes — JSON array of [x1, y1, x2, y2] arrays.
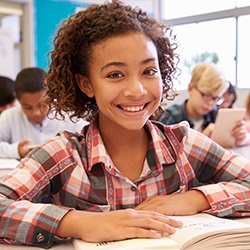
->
[[98, 119, 149, 182]]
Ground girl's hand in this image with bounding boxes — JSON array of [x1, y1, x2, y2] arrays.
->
[[56, 209, 183, 243], [135, 190, 210, 216]]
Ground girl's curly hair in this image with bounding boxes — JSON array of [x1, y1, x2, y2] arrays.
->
[[46, 0, 179, 121]]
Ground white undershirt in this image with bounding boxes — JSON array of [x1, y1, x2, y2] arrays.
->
[[191, 118, 204, 132]]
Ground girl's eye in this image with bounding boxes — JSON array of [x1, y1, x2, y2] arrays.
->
[[107, 72, 123, 79], [144, 68, 157, 76]]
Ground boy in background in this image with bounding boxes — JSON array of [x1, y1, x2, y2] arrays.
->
[[158, 63, 249, 146], [158, 63, 228, 137], [0, 67, 88, 159]]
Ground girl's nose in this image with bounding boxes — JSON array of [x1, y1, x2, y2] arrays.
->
[[123, 77, 147, 97]]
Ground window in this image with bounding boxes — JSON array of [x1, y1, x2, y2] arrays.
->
[[237, 15, 250, 88], [172, 18, 236, 90], [162, 0, 236, 19], [161, 1, 250, 89]]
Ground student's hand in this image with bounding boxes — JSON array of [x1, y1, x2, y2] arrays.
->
[[135, 190, 210, 216], [18, 140, 32, 158], [56, 209, 183, 243], [231, 120, 250, 146], [202, 123, 215, 138]]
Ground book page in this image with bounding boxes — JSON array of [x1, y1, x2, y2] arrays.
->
[[168, 213, 250, 250], [72, 213, 250, 250], [72, 237, 179, 250]]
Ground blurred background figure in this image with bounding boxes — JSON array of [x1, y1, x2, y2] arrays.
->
[[217, 82, 250, 146], [0, 67, 88, 159], [158, 63, 229, 137], [219, 81, 237, 108], [0, 76, 17, 114]]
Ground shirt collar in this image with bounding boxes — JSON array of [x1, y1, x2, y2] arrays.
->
[[83, 117, 176, 172]]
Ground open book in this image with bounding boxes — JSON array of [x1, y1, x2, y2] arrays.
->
[[72, 213, 250, 250]]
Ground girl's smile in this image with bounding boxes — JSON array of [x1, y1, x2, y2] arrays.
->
[[118, 103, 148, 112], [77, 33, 163, 132]]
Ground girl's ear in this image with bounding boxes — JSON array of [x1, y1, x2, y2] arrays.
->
[[75, 73, 94, 98]]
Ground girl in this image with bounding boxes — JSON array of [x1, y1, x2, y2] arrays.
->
[[0, 0, 250, 248]]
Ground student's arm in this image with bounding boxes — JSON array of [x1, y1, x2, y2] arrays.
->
[[0, 109, 35, 159], [186, 126, 250, 217], [0, 111, 20, 159], [0, 185, 70, 248], [137, 123, 250, 217], [56, 209, 182, 243], [135, 190, 210, 215], [0, 163, 182, 248], [0, 155, 71, 248], [0, 134, 183, 248]]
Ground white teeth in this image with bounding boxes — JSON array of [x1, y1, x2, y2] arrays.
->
[[122, 105, 144, 112]]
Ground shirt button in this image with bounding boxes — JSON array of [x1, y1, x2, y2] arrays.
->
[[219, 202, 226, 209], [37, 233, 45, 242], [131, 186, 137, 192]]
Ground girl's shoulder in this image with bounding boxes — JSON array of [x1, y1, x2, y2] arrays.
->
[[152, 120, 190, 141]]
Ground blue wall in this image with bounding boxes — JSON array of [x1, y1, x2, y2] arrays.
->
[[34, 0, 88, 70]]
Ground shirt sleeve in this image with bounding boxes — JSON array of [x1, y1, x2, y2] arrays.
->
[[0, 141, 20, 159], [0, 135, 75, 248], [0, 111, 20, 159], [180, 124, 250, 217]]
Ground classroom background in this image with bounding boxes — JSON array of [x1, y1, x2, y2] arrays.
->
[[0, 0, 249, 108]]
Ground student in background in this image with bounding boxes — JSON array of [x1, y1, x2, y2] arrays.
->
[[0, 67, 88, 159], [219, 81, 237, 109], [158, 64, 249, 146], [0, 76, 17, 113], [0, 1, 250, 248], [218, 83, 250, 146], [158, 63, 228, 137]]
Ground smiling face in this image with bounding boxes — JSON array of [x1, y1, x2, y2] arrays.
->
[[77, 33, 162, 133]]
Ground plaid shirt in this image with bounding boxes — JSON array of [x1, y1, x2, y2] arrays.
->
[[1, 117, 250, 248], [158, 100, 218, 131]]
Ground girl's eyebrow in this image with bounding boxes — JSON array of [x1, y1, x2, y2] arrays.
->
[[101, 57, 157, 72], [141, 57, 157, 65], [101, 62, 125, 72]]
